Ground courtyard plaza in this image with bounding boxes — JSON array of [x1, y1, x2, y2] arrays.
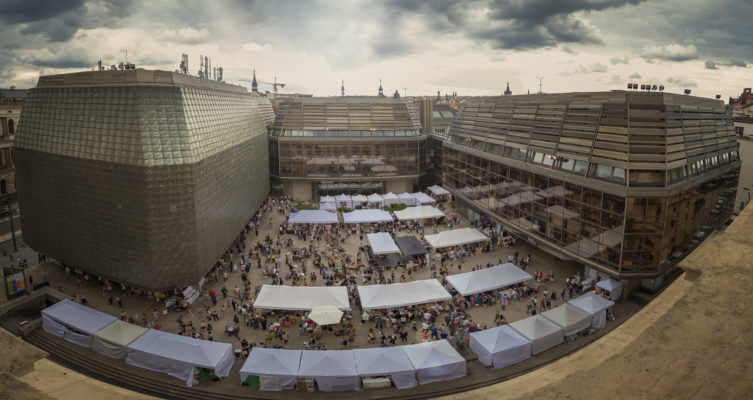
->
[[25, 195, 607, 385]]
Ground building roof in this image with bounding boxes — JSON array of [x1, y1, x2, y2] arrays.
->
[[1, 88, 27, 101]]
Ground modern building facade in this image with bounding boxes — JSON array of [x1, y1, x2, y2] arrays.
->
[[269, 97, 427, 200], [443, 91, 739, 289], [15, 70, 269, 289]]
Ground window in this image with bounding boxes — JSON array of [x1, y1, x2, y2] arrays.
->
[[7, 120, 13, 135], [573, 160, 589, 174]]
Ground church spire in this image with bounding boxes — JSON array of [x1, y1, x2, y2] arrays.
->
[[341, 80, 345, 96], [378, 79, 384, 96], [504, 81, 511, 96], [251, 69, 258, 92]]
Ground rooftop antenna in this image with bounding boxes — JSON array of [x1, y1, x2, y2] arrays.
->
[[536, 76, 543, 93], [199, 54, 204, 78], [341, 80, 345, 96]]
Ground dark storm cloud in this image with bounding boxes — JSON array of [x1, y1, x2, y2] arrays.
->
[[0, 0, 86, 23], [25, 55, 93, 69], [725, 60, 747, 68], [705, 60, 718, 70]]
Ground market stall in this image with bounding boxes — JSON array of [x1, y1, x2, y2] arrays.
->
[[469, 324, 532, 370], [239, 348, 302, 391], [354, 347, 417, 389], [92, 319, 148, 359], [541, 304, 592, 337], [402, 340, 466, 384], [358, 279, 451, 310], [393, 206, 445, 221], [446, 263, 532, 296], [41, 299, 118, 348], [297, 350, 360, 392], [509, 315, 564, 355], [343, 209, 394, 224], [424, 228, 489, 249], [596, 278, 624, 301], [288, 210, 339, 224], [568, 293, 615, 329], [253, 285, 351, 311]]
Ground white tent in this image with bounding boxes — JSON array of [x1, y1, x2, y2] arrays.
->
[[354, 347, 417, 389], [336, 193, 353, 208], [288, 210, 339, 224], [253, 285, 351, 311], [398, 192, 417, 206], [367, 193, 385, 206], [240, 348, 302, 391], [446, 263, 532, 296], [320, 195, 335, 203], [351, 194, 368, 207], [596, 278, 623, 301], [367, 232, 400, 255], [319, 202, 337, 211], [382, 192, 400, 206], [125, 329, 234, 387], [358, 279, 451, 310], [298, 350, 360, 392], [393, 205, 445, 221], [509, 316, 564, 355], [412, 192, 436, 205], [568, 293, 615, 329], [343, 209, 394, 224], [541, 304, 592, 336], [92, 320, 148, 359], [469, 325, 532, 370], [41, 299, 117, 348], [402, 340, 466, 384], [424, 228, 489, 249], [427, 185, 451, 196]]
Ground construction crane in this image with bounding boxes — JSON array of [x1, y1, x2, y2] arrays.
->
[[239, 72, 286, 97]]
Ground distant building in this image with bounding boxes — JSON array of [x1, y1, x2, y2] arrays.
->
[[504, 82, 512, 96], [15, 70, 269, 289], [0, 88, 23, 200]]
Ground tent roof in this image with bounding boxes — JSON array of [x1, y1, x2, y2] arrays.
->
[[319, 202, 337, 211], [93, 319, 148, 347], [597, 278, 622, 292], [298, 350, 358, 378], [427, 185, 451, 196], [352, 194, 368, 202], [335, 193, 352, 201], [541, 304, 591, 330], [320, 195, 335, 202], [393, 205, 445, 221], [127, 329, 232, 370], [41, 299, 117, 335], [536, 185, 573, 199], [288, 210, 339, 224], [402, 340, 465, 370], [253, 285, 351, 311], [358, 279, 451, 310], [367, 193, 385, 202], [412, 192, 436, 204], [354, 347, 415, 376], [240, 348, 302, 377], [568, 292, 615, 315], [343, 209, 394, 224], [424, 228, 489, 249], [446, 263, 532, 296], [469, 324, 531, 354], [383, 192, 399, 200], [509, 315, 564, 342], [395, 235, 428, 257], [367, 232, 400, 255]]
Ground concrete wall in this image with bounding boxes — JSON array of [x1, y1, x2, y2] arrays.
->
[[386, 179, 412, 194]]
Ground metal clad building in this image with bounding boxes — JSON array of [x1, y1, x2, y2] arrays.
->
[[14, 70, 269, 289]]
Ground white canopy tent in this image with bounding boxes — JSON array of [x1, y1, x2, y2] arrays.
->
[[568, 293, 615, 329], [358, 279, 451, 310], [596, 278, 624, 301], [125, 329, 234, 387], [402, 340, 466, 384], [398, 192, 417, 206], [335, 194, 353, 208], [320, 195, 335, 203], [541, 304, 592, 336], [367, 193, 385, 206], [343, 209, 394, 224], [253, 285, 351, 311], [427, 185, 451, 197], [382, 192, 400, 206], [367, 232, 401, 255], [41, 299, 118, 348], [446, 263, 532, 296], [354, 347, 417, 389], [393, 205, 445, 221], [469, 325, 532, 370], [412, 192, 436, 205], [298, 350, 360, 392], [319, 202, 337, 211], [424, 228, 489, 249], [351, 194, 368, 207], [288, 210, 339, 224], [92, 320, 148, 359], [509, 315, 564, 355], [239, 348, 302, 391]]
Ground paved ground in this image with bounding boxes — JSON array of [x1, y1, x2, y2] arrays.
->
[[26, 199, 589, 354]]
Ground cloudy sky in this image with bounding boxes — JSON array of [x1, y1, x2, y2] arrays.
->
[[1, 0, 751, 99]]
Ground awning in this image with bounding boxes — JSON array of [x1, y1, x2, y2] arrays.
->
[[41, 299, 118, 348], [424, 228, 489, 249], [351, 194, 368, 205], [319, 202, 337, 211], [509, 315, 564, 355], [298, 350, 360, 392], [469, 325, 531, 370], [253, 285, 351, 311], [446, 263, 532, 296], [92, 320, 148, 359], [335, 194, 353, 207], [402, 340, 466, 384], [367, 232, 401, 255], [395, 236, 428, 257], [354, 347, 417, 389], [358, 279, 451, 309], [393, 206, 445, 221], [541, 304, 592, 336], [343, 209, 394, 224], [288, 210, 339, 224]]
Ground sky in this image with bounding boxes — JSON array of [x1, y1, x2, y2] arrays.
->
[[1, 0, 751, 99]]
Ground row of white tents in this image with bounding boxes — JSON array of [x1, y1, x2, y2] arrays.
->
[[239, 340, 465, 391], [41, 299, 233, 387], [320, 192, 437, 210], [288, 206, 446, 225]]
